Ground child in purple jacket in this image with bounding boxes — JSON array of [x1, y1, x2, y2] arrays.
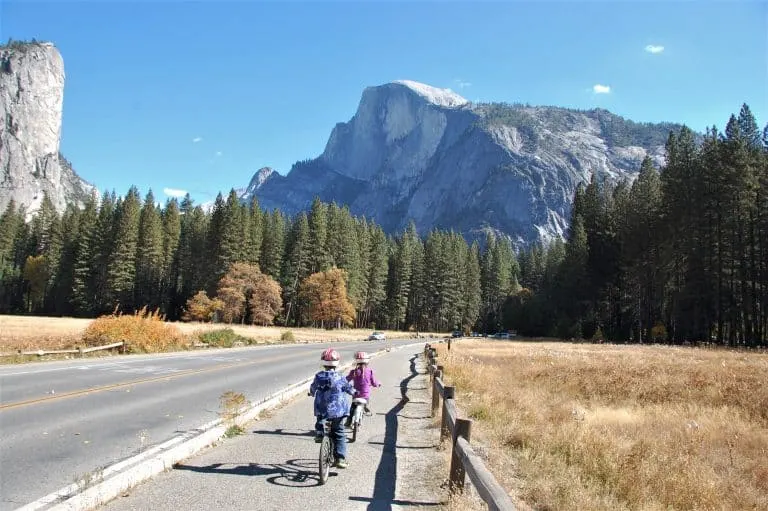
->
[[345, 351, 381, 427]]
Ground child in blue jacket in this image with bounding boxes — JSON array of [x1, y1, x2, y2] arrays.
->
[[309, 348, 354, 468]]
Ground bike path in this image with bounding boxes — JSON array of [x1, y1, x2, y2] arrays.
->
[[100, 347, 446, 511]]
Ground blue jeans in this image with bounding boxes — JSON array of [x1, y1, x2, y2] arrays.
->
[[315, 416, 348, 459]]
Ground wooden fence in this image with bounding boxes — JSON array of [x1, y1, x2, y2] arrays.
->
[[424, 342, 516, 511], [0, 341, 125, 358]]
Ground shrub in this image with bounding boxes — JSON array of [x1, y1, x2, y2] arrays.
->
[[197, 328, 251, 348], [280, 331, 295, 343], [83, 307, 185, 353]]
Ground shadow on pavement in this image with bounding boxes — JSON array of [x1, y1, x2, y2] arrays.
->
[[173, 458, 329, 488], [251, 428, 315, 437], [348, 496, 442, 508], [352, 353, 419, 511], [367, 441, 435, 450]]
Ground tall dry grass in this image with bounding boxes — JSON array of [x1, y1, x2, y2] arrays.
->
[[82, 307, 186, 353], [437, 340, 768, 511]]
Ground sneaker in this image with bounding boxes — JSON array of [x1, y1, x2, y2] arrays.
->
[[335, 458, 348, 469]]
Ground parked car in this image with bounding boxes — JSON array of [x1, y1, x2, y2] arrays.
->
[[368, 331, 386, 341], [451, 330, 463, 338]]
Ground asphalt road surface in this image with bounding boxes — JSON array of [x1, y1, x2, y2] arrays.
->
[[100, 347, 444, 511], [0, 339, 418, 510]]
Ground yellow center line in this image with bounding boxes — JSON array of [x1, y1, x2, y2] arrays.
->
[[0, 351, 306, 411]]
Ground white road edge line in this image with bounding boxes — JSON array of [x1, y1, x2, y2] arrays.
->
[[16, 340, 428, 511]]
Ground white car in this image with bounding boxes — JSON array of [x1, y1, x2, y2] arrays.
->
[[368, 331, 386, 341]]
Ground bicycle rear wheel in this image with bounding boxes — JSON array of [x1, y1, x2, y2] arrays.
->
[[318, 435, 332, 484]]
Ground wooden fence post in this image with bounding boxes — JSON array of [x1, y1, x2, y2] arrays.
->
[[441, 386, 455, 440], [450, 418, 473, 492], [431, 370, 442, 417]]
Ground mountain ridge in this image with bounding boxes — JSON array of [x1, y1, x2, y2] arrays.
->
[[248, 80, 682, 245]]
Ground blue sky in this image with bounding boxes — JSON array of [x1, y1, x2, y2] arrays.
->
[[3, 1, 767, 205]]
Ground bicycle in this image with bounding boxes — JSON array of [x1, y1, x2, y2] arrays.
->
[[317, 419, 337, 484], [348, 396, 369, 443]]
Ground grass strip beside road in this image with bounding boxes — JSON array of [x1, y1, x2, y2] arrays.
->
[[436, 339, 768, 511]]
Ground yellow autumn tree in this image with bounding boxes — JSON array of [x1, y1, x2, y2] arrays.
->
[[299, 267, 356, 329], [182, 290, 223, 322]]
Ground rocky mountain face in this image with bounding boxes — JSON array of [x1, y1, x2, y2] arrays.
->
[[0, 41, 94, 217], [251, 80, 681, 245]]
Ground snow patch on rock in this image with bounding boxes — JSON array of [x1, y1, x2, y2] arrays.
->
[[392, 80, 468, 108]]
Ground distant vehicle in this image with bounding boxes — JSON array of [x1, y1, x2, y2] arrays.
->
[[368, 331, 386, 341], [451, 330, 463, 338], [470, 331, 480, 337], [493, 332, 510, 339]]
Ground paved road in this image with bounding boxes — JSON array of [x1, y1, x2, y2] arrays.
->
[[0, 339, 419, 510], [100, 348, 444, 511]]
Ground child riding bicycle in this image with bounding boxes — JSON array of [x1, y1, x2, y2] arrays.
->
[[309, 348, 354, 469], [345, 351, 381, 428]]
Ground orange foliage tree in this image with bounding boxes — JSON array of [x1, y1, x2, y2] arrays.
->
[[299, 267, 356, 329], [216, 262, 283, 325]]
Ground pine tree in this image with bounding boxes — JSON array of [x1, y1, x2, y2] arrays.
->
[[244, 197, 263, 266], [135, 190, 164, 310], [92, 191, 117, 313], [462, 241, 482, 331], [161, 198, 181, 314], [281, 213, 311, 325], [386, 227, 414, 330], [72, 195, 98, 316], [260, 209, 285, 280], [106, 187, 141, 312], [308, 197, 331, 273], [50, 205, 81, 315]]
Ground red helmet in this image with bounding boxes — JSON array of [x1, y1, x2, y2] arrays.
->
[[354, 351, 370, 364], [320, 348, 340, 367]]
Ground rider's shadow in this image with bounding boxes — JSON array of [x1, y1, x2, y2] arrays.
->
[[173, 459, 332, 487]]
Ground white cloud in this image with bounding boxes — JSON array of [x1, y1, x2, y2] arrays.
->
[[592, 84, 611, 94], [215, 151, 222, 157], [454, 79, 472, 89], [192, 136, 203, 143], [163, 187, 188, 198], [645, 44, 665, 54]]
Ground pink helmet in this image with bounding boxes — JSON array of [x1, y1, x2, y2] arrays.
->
[[320, 348, 340, 367], [354, 351, 370, 364]]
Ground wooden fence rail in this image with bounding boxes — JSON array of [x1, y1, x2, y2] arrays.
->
[[0, 341, 125, 358], [424, 342, 516, 511]]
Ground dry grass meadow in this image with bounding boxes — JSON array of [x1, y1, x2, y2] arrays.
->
[[0, 313, 428, 358], [435, 339, 768, 511]]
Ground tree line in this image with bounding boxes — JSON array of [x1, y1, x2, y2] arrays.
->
[[0, 190, 506, 332], [1, 103, 765, 346], [507, 104, 768, 347]]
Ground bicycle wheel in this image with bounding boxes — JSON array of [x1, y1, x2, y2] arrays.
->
[[318, 435, 332, 484]]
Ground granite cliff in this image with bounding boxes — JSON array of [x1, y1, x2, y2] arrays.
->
[[0, 40, 94, 217]]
